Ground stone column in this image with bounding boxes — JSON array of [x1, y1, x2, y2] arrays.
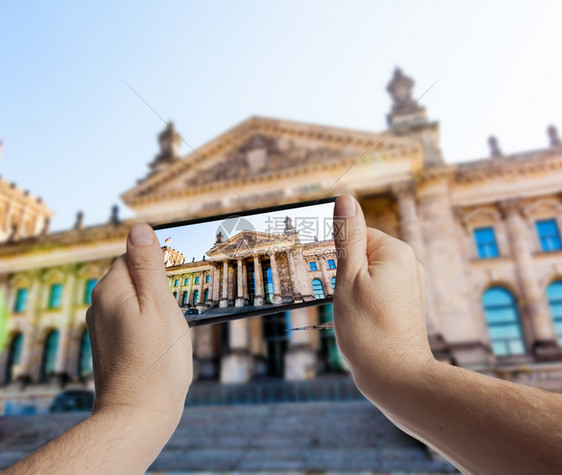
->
[[318, 255, 333, 297], [235, 259, 246, 307], [220, 318, 253, 383], [212, 264, 220, 302], [193, 325, 217, 379], [253, 254, 264, 306], [196, 273, 204, 307], [285, 307, 318, 380], [269, 252, 283, 304], [392, 181, 447, 360], [0, 278, 10, 385], [287, 250, 303, 302], [188, 273, 195, 305], [501, 199, 561, 359], [418, 180, 490, 366], [220, 261, 229, 307], [208, 266, 214, 303], [242, 260, 248, 300]]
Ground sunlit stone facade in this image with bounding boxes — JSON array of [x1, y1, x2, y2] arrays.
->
[[2, 68, 562, 393]]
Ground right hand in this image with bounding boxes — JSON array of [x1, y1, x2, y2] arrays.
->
[[331, 194, 435, 403]]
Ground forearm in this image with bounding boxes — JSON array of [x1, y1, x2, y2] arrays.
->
[[5, 407, 177, 474], [358, 360, 562, 474]]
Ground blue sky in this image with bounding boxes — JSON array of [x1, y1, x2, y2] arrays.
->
[[2, 1, 562, 231]]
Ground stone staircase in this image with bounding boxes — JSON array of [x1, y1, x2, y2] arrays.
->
[[0, 401, 457, 473]]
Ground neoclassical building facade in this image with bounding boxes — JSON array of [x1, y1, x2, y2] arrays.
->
[[2, 68, 562, 392]]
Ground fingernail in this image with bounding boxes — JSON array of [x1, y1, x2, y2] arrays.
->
[[335, 194, 356, 218], [129, 224, 154, 246]]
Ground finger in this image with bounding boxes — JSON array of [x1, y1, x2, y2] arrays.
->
[[333, 194, 368, 284], [126, 223, 171, 308]]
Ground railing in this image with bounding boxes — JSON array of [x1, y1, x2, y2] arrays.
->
[[184, 376, 364, 406]]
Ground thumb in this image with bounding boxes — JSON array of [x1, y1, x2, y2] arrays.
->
[[333, 194, 368, 284], [126, 223, 171, 305]]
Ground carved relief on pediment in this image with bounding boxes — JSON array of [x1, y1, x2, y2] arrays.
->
[[186, 134, 343, 187]]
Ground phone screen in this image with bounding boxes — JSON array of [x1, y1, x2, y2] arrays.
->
[[152, 197, 339, 327]]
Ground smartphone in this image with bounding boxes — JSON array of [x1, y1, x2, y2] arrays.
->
[[152, 196, 339, 327]]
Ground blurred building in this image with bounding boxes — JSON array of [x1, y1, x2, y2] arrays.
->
[[2, 68, 562, 395]]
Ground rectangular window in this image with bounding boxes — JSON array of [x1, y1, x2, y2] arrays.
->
[[535, 219, 562, 252], [84, 279, 97, 305], [473, 227, 500, 259], [14, 288, 28, 313], [48, 283, 63, 309], [184, 277, 189, 285], [327, 259, 336, 269], [195, 276, 200, 284], [309, 261, 318, 271], [205, 275, 210, 283], [174, 279, 179, 287]]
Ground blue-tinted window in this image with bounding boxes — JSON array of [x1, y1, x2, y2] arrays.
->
[[331, 276, 336, 290], [14, 288, 28, 313], [547, 280, 562, 346], [309, 262, 318, 271], [182, 291, 189, 306], [40, 330, 59, 382], [265, 268, 274, 303], [48, 283, 63, 309], [204, 289, 209, 302], [312, 279, 325, 299], [195, 276, 200, 285], [473, 227, 500, 259], [205, 275, 210, 283], [327, 259, 336, 269], [78, 329, 93, 378], [482, 287, 525, 356], [193, 290, 200, 304], [184, 277, 189, 285], [5, 333, 23, 384], [174, 279, 179, 287], [535, 219, 562, 252], [84, 279, 97, 305]]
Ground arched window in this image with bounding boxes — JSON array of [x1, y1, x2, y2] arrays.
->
[[40, 330, 60, 382], [204, 289, 209, 302], [5, 333, 23, 384], [172, 291, 177, 299], [546, 280, 562, 346], [482, 287, 525, 356], [77, 329, 93, 378], [182, 291, 189, 306], [312, 279, 325, 299], [193, 290, 200, 304], [331, 277, 336, 291]]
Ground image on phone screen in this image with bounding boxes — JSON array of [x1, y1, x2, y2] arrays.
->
[[152, 197, 339, 326]]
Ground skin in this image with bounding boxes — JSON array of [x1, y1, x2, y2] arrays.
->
[[5, 223, 192, 474], [6, 195, 562, 473], [332, 194, 562, 474]]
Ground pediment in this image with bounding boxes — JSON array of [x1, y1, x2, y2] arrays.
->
[[122, 116, 421, 206], [206, 230, 290, 257]]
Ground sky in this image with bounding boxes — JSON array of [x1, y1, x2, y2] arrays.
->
[[2, 0, 562, 231], [154, 201, 335, 261]]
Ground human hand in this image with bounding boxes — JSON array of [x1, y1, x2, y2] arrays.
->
[[86, 223, 193, 429], [332, 194, 434, 405]]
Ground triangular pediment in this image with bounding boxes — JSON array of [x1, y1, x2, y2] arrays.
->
[[206, 230, 290, 258], [121, 116, 421, 208]]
